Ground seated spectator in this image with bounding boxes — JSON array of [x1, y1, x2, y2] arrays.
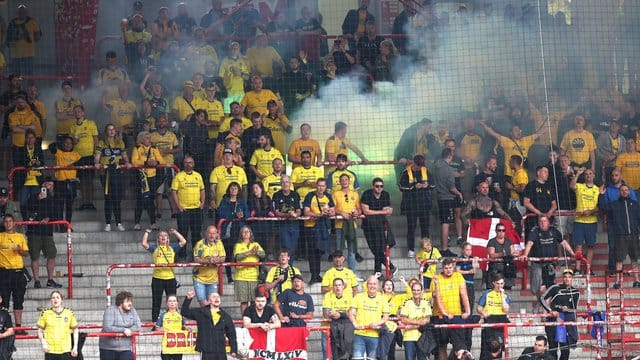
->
[[374, 39, 399, 82], [243, 290, 281, 330], [131, 131, 163, 230], [233, 225, 265, 314], [218, 182, 248, 283]]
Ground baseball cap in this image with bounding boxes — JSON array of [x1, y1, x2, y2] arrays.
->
[[183, 80, 194, 88], [223, 148, 233, 155], [0, 188, 8, 197], [331, 250, 344, 258], [292, 274, 304, 282]]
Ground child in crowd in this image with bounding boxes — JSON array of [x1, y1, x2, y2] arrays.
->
[[416, 237, 441, 289]]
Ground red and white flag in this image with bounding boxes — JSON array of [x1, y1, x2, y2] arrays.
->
[[248, 327, 310, 360], [467, 218, 523, 270]]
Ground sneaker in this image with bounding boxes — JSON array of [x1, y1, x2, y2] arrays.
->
[[117, 223, 126, 232], [134, 224, 141, 231], [441, 249, 458, 257], [156, 213, 162, 219], [613, 282, 621, 289], [355, 276, 365, 282], [456, 236, 464, 246], [151, 224, 159, 230], [408, 249, 415, 258], [309, 276, 322, 285], [634, 281, 640, 288], [355, 253, 365, 263], [34, 280, 41, 289], [47, 279, 63, 288], [104, 224, 111, 232]]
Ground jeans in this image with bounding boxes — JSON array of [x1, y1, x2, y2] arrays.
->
[[353, 335, 379, 359], [336, 228, 357, 271], [193, 280, 219, 302], [607, 222, 616, 273], [279, 222, 299, 263], [99, 349, 134, 360], [404, 341, 428, 360], [321, 331, 328, 360]]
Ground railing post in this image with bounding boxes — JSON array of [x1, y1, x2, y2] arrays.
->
[[65, 221, 73, 299]]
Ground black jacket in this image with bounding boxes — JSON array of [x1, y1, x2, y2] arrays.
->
[[181, 297, 237, 354], [598, 194, 640, 235]]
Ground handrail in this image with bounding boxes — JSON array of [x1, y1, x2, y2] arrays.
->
[[16, 220, 74, 298], [8, 164, 181, 201]]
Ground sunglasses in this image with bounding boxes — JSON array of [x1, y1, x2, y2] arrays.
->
[[496, 229, 506, 232], [374, 184, 384, 188]]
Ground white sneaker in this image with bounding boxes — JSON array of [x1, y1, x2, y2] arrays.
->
[[408, 250, 415, 258], [104, 224, 111, 232], [355, 276, 365, 282], [134, 224, 141, 230], [117, 223, 126, 232]]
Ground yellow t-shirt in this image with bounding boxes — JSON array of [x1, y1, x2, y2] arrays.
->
[[303, 192, 333, 228], [8, 17, 41, 58], [265, 265, 301, 302], [321, 267, 359, 290], [188, 44, 218, 74], [288, 138, 321, 169], [0, 232, 28, 269], [616, 152, 640, 190], [54, 150, 81, 181], [241, 89, 278, 116], [291, 166, 324, 199], [106, 98, 137, 132], [398, 298, 432, 342], [95, 138, 126, 166], [69, 119, 98, 157], [55, 98, 83, 135], [124, 29, 152, 44], [262, 173, 288, 198], [209, 165, 248, 205], [322, 291, 353, 326], [477, 289, 510, 315], [332, 189, 360, 229], [172, 96, 196, 122], [131, 144, 164, 178], [8, 108, 41, 146], [351, 293, 389, 338], [459, 133, 482, 162], [263, 114, 290, 154], [574, 183, 599, 224], [498, 135, 536, 176], [193, 239, 225, 283], [149, 244, 178, 280], [510, 168, 529, 199], [246, 46, 283, 77], [430, 272, 465, 316], [327, 170, 359, 192], [193, 97, 225, 139], [325, 136, 353, 175], [250, 148, 284, 179], [150, 130, 179, 166], [157, 310, 183, 331], [233, 241, 264, 281], [171, 171, 204, 209], [219, 116, 252, 133], [560, 129, 597, 165], [218, 57, 250, 94], [37, 308, 78, 354], [416, 247, 442, 279]]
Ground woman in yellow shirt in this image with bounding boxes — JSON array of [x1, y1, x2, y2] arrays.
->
[[37, 290, 79, 358], [155, 294, 185, 360], [16, 129, 43, 215], [132, 131, 163, 230], [233, 226, 265, 315]]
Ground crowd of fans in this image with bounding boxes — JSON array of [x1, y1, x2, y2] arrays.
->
[[0, 0, 638, 359]]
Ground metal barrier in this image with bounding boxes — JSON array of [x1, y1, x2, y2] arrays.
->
[[16, 220, 74, 298], [8, 164, 181, 201], [519, 210, 580, 240]]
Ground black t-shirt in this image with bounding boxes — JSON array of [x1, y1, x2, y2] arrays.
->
[[272, 190, 301, 215], [242, 304, 277, 324], [360, 189, 390, 229], [526, 226, 563, 258], [473, 172, 504, 202], [524, 180, 556, 213], [450, 155, 465, 190], [277, 289, 313, 327], [546, 163, 576, 210]]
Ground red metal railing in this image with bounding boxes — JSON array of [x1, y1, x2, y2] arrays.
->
[[16, 220, 74, 298]]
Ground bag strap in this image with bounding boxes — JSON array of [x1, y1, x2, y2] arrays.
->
[[509, 137, 526, 159]]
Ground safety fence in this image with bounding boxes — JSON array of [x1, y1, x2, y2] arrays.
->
[[605, 269, 640, 360]]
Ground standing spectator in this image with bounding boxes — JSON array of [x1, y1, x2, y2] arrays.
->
[[398, 282, 432, 360], [342, 0, 375, 50], [247, 182, 274, 255], [150, 7, 179, 51], [349, 275, 389, 360], [560, 115, 597, 172], [477, 273, 510, 360], [131, 131, 163, 230], [361, 177, 395, 275], [473, 156, 503, 202], [155, 295, 185, 360], [52, 136, 80, 226], [321, 251, 359, 296], [601, 168, 636, 274], [218, 42, 250, 114], [182, 109, 210, 181], [96, 52, 129, 102], [193, 226, 225, 306], [264, 248, 301, 302], [288, 123, 322, 169], [333, 174, 362, 271], [325, 121, 368, 175], [6, 4, 41, 75], [275, 274, 314, 327], [233, 225, 265, 314], [54, 80, 83, 145], [9, 95, 41, 203], [328, 36, 356, 76], [243, 290, 281, 329], [430, 258, 472, 360], [172, 3, 196, 39], [0, 293, 15, 359], [231, 0, 264, 50], [172, 81, 197, 124], [486, 223, 520, 290], [357, 20, 383, 74], [303, 179, 335, 284], [326, 154, 360, 192], [505, 155, 528, 229], [0, 187, 21, 230], [25, 177, 63, 289], [14, 129, 43, 215], [218, 182, 248, 283], [263, 100, 292, 155], [99, 291, 142, 359], [479, 121, 546, 177], [25, 83, 46, 145], [266, 11, 295, 61], [434, 148, 464, 257], [170, 155, 206, 260], [457, 242, 477, 350], [139, 74, 170, 120], [141, 228, 187, 322], [597, 119, 625, 183], [262, 158, 286, 198], [373, 39, 399, 82], [541, 269, 580, 360], [518, 336, 556, 360], [570, 168, 599, 275], [294, 7, 322, 62], [241, 75, 280, 117], [200, 0, 232, 50], [522, 216, 576, 311], [249, 134, 284, 181], [37, 290, 79, 358], [103, 81, 137, 147], [523, 166, 557, 234], [546, 151, 576, 242], [69, 105, 98, 211], [394, 118, 439, 181], [241, 113, 272, 171], [291, 150, 324, 201], [323, 277, 354, 360], [272, 177, 302, 261], [209, 148, 248, 211], [399, 155, 431, 258], [150, 115, 180, 218], [193, 81, 224, 143], [599, 184, 640, 288], [0, 215, 28, 334], [461, 182, 512, 225], [615, 138, 640, 191], [181, 290, 237, 359], [95, 124, 130, 232], [392, 3, 418, 55], [444, 138, 467, 245]]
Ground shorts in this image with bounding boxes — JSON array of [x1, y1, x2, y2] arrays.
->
[[28, 234, 58, 259], [0, 269, 27, 310], [616, 234, 639, 262], [76, 156, 95, 178], [438, 199, 456, 224], [555, 215, 574, 236], [572, 222, 597, 246], [530, 262, 556, 292], [156, 168, 175, 195], [193, 279, 219, 302], [234, 280, 258, 303]]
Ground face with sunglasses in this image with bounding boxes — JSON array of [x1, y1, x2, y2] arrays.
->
[[372, 182, 384, 194], [495, 226, 506, 239]]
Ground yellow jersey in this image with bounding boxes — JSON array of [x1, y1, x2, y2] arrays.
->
[[332, 189, 360, 229], [148, 244, 180, 280], [131, 144, 164, 178], [241, 89, 278, 116], [250, 148, 284, 179], [0, 232, 28, 269], [150, 130, 179, 166], [54, 98, 83, 135], [54, 150, 81, 181], [616, 152, 640, 190], [416, 247, 442, 279], [510, 168, 529, 199], [560, 130, 597, 165], [218, 57, 250, 94], [321, 267, 359, 290], [171, 171, 204, 209], [172, 96, 196, 122], [246, 46, 282, 77], [69, 119, 98, 157], [398, 298, 432, 341], [193, 97, 224, 139], [458, 133, 482, 162], [477, 289, 510, 315], [430, 272, 465, 316], [263, 114, 290, 154], [156, 310, 184, 331], [291, 166, 323, 199], [233, 242, 265, 281], [8, 108, 41, 146], [574, 183, 599, 224], [37, 308, 78, 354], [288, 138, 321, 169], [351, 293, 389, 338], [8, 17, 41, 58], [193, 239, 225, 283], [209, 165, 248, 205], [219, 116, 252, 133], [325, 136, 353, 175], [498, 135, 536, 176], [106, 98, 137, 132]]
